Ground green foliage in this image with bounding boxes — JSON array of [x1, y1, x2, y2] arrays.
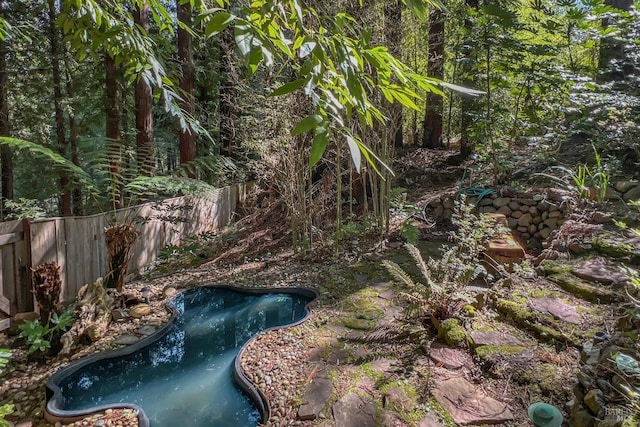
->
[[535, 146, 610, 202], [157, 235, 214, 272], [18, 311, 74, 354], [333, 221, 369, 246], [0, 348, 13, 426], [383, 198, 498, 322], [400, 222, 420, 244], [4, 198, 47, 220], [0, 404, 14, 427], [201, 0, 457, 173], [0, 348, 9, 373]]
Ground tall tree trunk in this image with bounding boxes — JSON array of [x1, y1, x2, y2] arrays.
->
[[105, 53, 124, 209], [384, 0, 403, 148], [422, 4, 445, 149], [134, 1, 155, 176], [47, 0, 71, 215], [178, 1, 196, 176], [65, 50, 82, 215], [459, 0, 478, 158], [219, 30, 235, 157], [0, 32, 13, 220]]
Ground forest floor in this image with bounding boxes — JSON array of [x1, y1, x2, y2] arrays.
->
[[0, 148, 637, 427]]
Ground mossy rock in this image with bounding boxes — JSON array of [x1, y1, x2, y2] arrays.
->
[[495, 298, 583, 347], [541, 262, 623, 303], [516, 363, 567, 397], [340, 316, 377, 330], [463, 305, 477, 317], [380, 382, 419, 421], [475, 344, 527, 364], [593, 233, 640, 264], [438, 318, 467, 346]]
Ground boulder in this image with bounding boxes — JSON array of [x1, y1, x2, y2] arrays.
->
[[130, 303, 152, 318], [623, 185, 640, 201], [615, 181, 638, 193], [518, 213, 533, 227], [163, 287, 178, 298]]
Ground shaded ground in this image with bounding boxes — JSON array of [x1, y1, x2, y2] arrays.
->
[[0, 149, 637, 426]]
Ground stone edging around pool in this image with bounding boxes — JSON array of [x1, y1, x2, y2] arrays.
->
[[44, 284, 319, 427]]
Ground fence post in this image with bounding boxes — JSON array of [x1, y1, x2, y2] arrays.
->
[[21, 218, 33, 312]]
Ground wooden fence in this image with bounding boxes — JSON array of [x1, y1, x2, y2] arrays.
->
[[0, 183, 251, 330]]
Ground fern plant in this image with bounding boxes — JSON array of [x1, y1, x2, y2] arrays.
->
[[383, 198, 501, 324]]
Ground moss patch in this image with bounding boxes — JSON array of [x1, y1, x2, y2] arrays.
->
[[438, 318, 467, 346], [340, 316, 377, 330], [516, 363, 568, 397], [463, 305, 477, 317], [495, 298, 583, 347], [425, 397, 457, 427], [350, 261, 389, 282], [593, 233, 640, 263], [475, 344, 526, 363], [542, 262, 622, 303], [379, 381, 424, 424], [338, 287, 385, 331]]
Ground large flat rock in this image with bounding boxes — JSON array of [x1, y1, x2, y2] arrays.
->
[[332, 392, 377, 427], [429, 347, 469, 369], [433, 377, 514, 425], [572, 261, 628, 286], [297, 377, 334, 421], [529, 297, 582, 324], [469, 331, 522, 347]]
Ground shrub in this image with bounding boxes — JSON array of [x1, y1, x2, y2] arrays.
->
[[18, 311, 74, 354]]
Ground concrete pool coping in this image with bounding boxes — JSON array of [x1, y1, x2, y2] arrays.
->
[[45, 284, 319, 426]]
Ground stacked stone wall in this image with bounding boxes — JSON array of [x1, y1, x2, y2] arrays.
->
[[426, 190, 571, 242]]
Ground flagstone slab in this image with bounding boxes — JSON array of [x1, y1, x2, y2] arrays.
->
[[433, 377, 514, 425], [469, 331, 522, 347], [572, 261, 628, 286], [369, 358, 398, 375], [429, 347, 469, 369], [529, 297, 582, 324], [298, 377, 335, 421], [332, 392, 377, 427]]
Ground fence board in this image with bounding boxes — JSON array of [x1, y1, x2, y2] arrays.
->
[[13, 239, 30, 312], [0, 183, 251, 308], [2, 246, 15, 314], [30, 220, 58, 267], [0, 220, 23, 236]]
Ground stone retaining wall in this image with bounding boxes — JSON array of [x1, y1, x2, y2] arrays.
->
[[427, 189, 571, 242]]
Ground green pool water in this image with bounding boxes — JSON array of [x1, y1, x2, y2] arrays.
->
[[54, 287, 313, 427]]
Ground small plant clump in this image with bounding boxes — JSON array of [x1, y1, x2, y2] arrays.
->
[[0, 349, 13, 427], [382, 198, 502, 325], [18, 311, 74, 354]]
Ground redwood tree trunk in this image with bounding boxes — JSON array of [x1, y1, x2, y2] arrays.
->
[[178, 1, 196, 175], [459, 0, 478, 158], [219, 30, 235, 157], [422, 4, 444, 149], [47, 0, 71, 215], [134, 2, 155, 176], [105, 53, 124, 209], [0, 34, 13, 219], [65, 50, 82, 215]]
